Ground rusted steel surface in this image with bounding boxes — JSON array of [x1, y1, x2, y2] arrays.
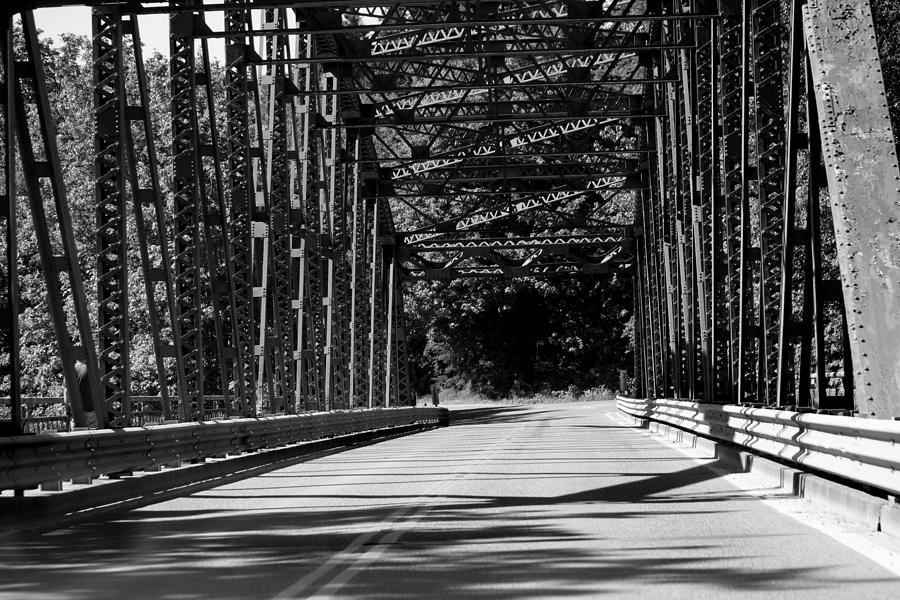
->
[[804, 1, 900, 419]]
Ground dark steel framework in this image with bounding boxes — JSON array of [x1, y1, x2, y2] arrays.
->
[[1, 0, 899, 434]]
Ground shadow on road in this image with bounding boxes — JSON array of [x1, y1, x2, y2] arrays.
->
[[448, 405, 568, 425], [0, 403, 892, 599], [448, 405, 625, 427]]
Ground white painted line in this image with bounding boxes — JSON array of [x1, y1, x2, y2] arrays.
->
[[270, 422, 527, 599], [630, 411, 900, 579], [605, 411, 632, 426], [308, 517, 414, 599], [730, 471, 900, 578], [269, 528, 383, 599]]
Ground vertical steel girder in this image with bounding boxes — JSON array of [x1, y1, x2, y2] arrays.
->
[[10, 11, 105, 428], [391, 267, 414, 406], [375, 197, 410, 407], [297, 32, 327, 413], [315, 66, 345, 410], [368, 197, 387, 408], [749, 0, 787, 407], [776, 0, 813, 409], [287, 32, 314, 412], [170, 0, 204, 420], [382, 237, 413, 406], [246, 50, 273, 413], [120, 14, 188, 423], [262, 8, 293, 413], [803, 1, 900, 418], [637, 31, 666, 399], [197, 18, 246, 416], [293, 36, 325, 412], [225, 1, 256, 415], [735, 0, 759, 406], [347, 136, 370, 408], [169, 4, 247, 419], [718, 6, 743, 402], [0, 15, 21, 434], [92, 8, 130, 426]]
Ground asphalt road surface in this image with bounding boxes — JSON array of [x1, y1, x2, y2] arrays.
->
[[1, 401, 898, 599]]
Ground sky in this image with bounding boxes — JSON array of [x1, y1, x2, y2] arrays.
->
[[34, 6, 225, 59]]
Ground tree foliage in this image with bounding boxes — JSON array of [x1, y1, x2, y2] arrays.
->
[[405, 275, 633, 398]]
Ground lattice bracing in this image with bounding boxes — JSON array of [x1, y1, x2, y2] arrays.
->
[[0, 0, 898, 437]]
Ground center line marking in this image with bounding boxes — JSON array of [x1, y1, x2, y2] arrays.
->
[[271, 422, 529, 599]]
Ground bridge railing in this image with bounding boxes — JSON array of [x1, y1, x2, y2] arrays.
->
[[617, 397, 900, 496], [0, 407, 448, 491], [0, 396, 236, 434]]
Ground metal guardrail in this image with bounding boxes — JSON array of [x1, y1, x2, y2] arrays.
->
[[0, 396, 233, 433], [0, 407, 448, 491], [616, 396, 900, 496]]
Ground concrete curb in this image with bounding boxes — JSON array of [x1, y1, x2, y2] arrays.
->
[[624, 414, 900, 535]]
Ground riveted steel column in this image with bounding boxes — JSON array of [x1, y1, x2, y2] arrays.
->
[[225, 1, 256, 415], [284, 72, 303, 416], [640, 38, 667, 397], [690, 10, 718, 402], [261, 8, 292, 413], [121, 14, 186, 421], [13, 12, 105, 428], [0, 16, 21, 434], [288, 32, 314, 411], [368, 197, 386, 408], [170, 0, 204, 420], [383, 244, 396, 406], [736, 0, 759, 405], [392, 273, 414, 406], [718, 4, 744, 402], [776, 0, 812, 408], [195, 14, 243, 416], [245, 46, 273, 414], [706, 13, 728, 403], [649, 29, 679, 397], [316, 67, 342, 411], [805, 63, 830, 410], [673, 7, 700, 400], [803, 1, 900, 418], [294, 32, 325, 412], [750, 0, 787, 406], [347, 135, 367, 408], [93, 7, 130, 426]]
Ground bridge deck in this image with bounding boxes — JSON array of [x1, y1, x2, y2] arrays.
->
[[1, 401, 898, 599]]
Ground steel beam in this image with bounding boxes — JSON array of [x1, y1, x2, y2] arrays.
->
[[803, 1, 900, 419], [121, 13, 187, 422], [11, 12, 106, 428], [0, 15, 21, 435]]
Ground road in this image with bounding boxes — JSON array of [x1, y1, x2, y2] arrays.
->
[[1, 401, 898, 599]]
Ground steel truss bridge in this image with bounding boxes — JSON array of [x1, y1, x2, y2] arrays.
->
[[0, 0, 899, 487]]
